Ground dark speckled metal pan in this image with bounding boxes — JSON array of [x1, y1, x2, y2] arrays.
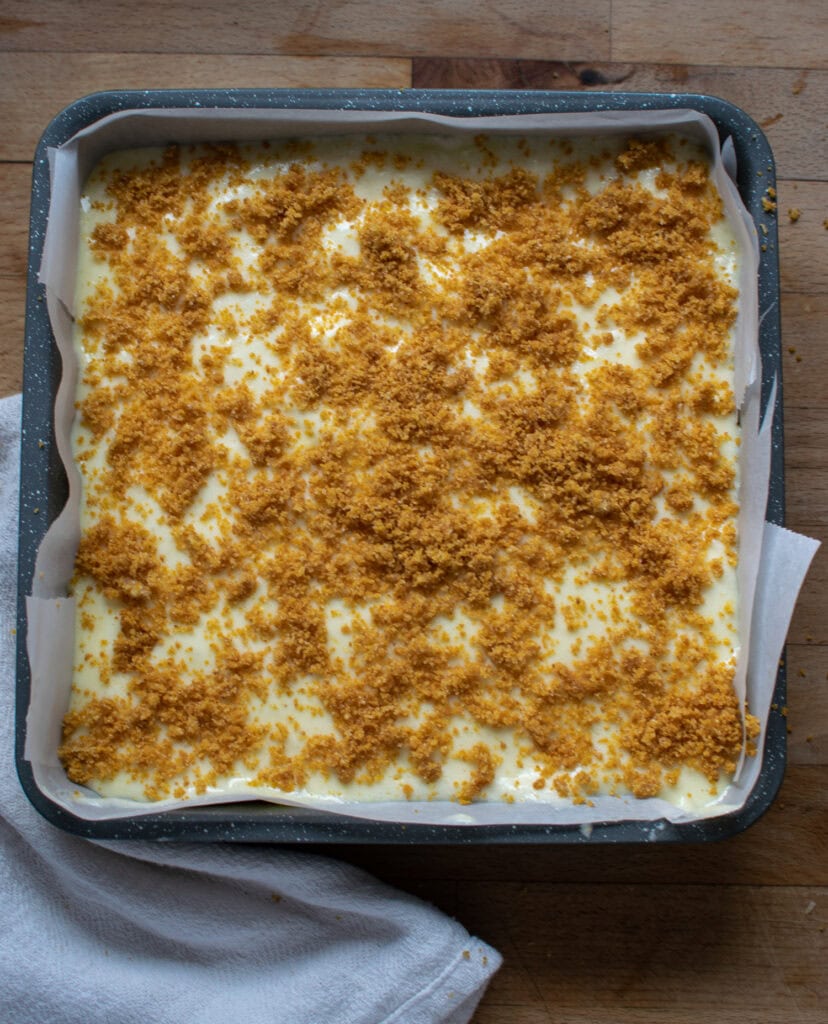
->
[[15, 89, 784, 843]]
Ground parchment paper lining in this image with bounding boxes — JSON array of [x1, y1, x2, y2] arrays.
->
[[24, 107, 819, 826]]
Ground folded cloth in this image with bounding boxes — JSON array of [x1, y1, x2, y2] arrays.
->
[[0, 393, 501, 1024]]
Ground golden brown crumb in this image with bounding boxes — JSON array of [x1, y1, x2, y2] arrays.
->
[[455, 744, 501, 804], [788, 208, 801, 223], [63, 135, 745, 804]]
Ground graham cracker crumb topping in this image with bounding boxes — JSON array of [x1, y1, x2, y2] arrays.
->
[[62, 134, 748, 806]]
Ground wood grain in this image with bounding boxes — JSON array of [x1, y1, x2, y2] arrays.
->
[[0, 156, 29, 399], [411, 60, 828, 181], [468, 884, 828, 1024], [0, 52, 411, 162], [785, 412, 828, 528], [789, 543, 828, 647], [777, 181, 828, 293], [787, 646, 828, 763], [1, 5, 826, 1023], [612, 0, 828, 70], [0, 278, 24, 398], [0, 1, 612, 61], [781, 294, 828, 408], [0, 163, 31, 282]]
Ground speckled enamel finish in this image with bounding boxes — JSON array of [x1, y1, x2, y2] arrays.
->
[[15, 89, 784, 843]]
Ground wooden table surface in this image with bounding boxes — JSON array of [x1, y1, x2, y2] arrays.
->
[[2, 3, 826, 1020]]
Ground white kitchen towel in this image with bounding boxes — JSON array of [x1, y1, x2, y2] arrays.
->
[[0, 392, 501, 1024]]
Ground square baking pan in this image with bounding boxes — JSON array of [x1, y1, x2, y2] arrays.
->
[[15, 88, 785, 843]]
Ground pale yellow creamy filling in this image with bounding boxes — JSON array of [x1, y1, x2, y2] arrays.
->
[[61, 133, 756, 808]]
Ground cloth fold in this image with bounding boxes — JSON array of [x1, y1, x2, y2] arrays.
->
[[0, 392, 500, 1024]]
